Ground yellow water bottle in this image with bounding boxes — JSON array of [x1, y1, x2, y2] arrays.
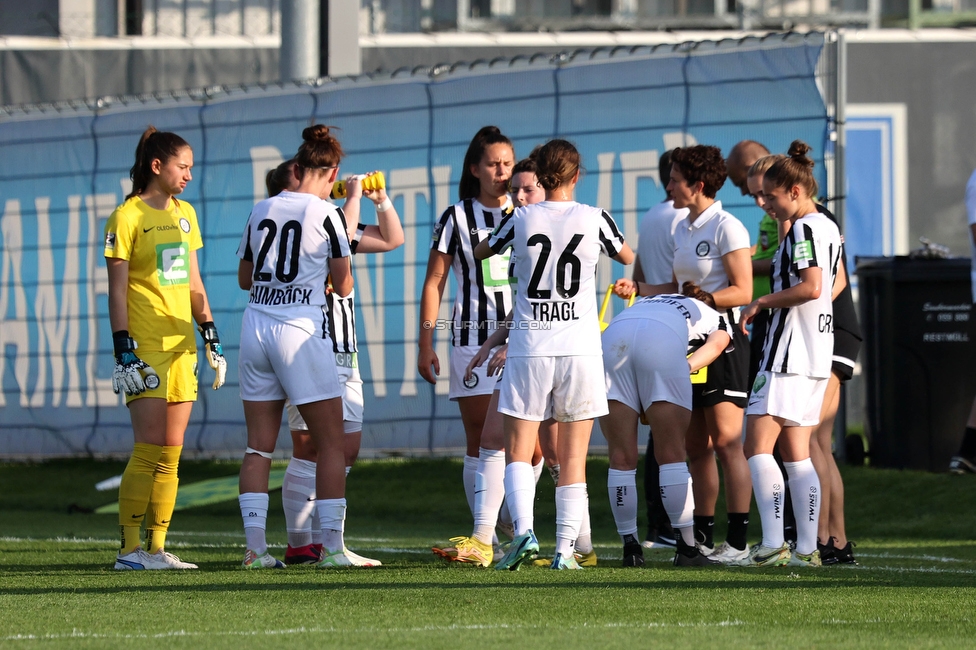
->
[[331, 171, 386, 199]]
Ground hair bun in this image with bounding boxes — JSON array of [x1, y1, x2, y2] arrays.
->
[[787, 140, 814, 168], [302, 124, 332, 142]]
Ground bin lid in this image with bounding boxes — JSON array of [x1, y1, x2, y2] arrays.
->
[[855, 256, 972, 280]]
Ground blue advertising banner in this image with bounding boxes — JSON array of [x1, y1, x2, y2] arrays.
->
[[0, 34, 828, 457]]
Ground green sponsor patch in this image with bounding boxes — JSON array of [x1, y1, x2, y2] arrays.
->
[[156, 242, 190, 286], [752, 373, 767, 393], [792, 240, 814, 263], [95, 468, 285, 514]]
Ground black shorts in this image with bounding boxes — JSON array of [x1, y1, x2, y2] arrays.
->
[[831, 328, 861, 382], [693, 326, 750, 409]]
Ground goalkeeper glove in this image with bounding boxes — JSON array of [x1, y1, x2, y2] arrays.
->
[[112, 331, 159, 396], [198, 321, 227, 390]]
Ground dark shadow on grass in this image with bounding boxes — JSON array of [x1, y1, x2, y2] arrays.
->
[[0, 569, 972, 596]]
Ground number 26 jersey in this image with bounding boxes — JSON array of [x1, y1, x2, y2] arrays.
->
[[237, 190, 351, 338], [488, 200, 626, 357]]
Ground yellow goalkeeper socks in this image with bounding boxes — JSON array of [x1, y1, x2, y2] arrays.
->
[[146, 445, 182, 554], [118, 442, 163, 554]]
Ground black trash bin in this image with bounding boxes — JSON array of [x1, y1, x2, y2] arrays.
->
[[856, 256, 976, 472]]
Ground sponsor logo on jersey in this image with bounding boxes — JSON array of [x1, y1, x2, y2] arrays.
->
[[180, 217, 191, 233], [431, 222, 443, 243], [155, 243, 189, 286], [793, 240, 814, 262], [105, 232, 116, 248], [696, 241, 710, 257]]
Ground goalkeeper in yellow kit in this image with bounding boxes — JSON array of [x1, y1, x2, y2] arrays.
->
[[104, 126, 227, 570]]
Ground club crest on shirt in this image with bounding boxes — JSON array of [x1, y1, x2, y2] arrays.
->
[[180, 218, 191, 233], [431, 222, 444, 243], [104, 232, 116, 248], [463, 373, 479, 389], [696, 241, 710, 257]]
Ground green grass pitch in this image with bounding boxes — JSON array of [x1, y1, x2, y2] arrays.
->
[[1, 457, 975, 648]]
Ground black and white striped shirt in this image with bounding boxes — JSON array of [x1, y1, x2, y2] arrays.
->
[[760, 212, 842, 379], [431, 198, 513, 347], [327, 223, 367, 355]]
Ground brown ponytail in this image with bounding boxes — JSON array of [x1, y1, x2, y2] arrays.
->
[[127, 126, 191, 200], [266, 158, 297, 197], [681, 281, 716, 309]]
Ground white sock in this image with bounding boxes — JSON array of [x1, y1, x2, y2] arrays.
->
[[239, 492, 269, 555], [576, 498, 593, 554], [784, 458, 821, 556], [498, 499, 513, 531], [315, 498, 347, 554], [282, 458, 316, 548], [748, 454, 786, 550], [607, 468, 639, 539], [659, 463, 695, 546], [345, 466, 351, 476], [555, 483, 587, 557], [311, 508, 322, 546], [463, 455, 478, 517], [532, 458, 544, 484], [473, 448, 506, 544], [503, 461, 536, 536]]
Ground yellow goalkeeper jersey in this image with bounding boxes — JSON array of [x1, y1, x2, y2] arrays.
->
[[104, 196, 203, 353]]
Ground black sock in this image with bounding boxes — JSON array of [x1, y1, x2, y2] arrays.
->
[[959, 427, 976, 459], [726, 513, 749, 551], [694, 515, 714, 548]]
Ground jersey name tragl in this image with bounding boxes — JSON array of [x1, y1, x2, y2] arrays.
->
[[527, 232, 583, 322], [156, 242, 189, 286]]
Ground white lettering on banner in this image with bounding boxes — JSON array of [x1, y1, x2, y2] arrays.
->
[[33, 196, 82, 408], [250, 146, 285, 205], [85, 194, 118, 408], [0, 199, 30, 407], [0, 193, 120, 409]]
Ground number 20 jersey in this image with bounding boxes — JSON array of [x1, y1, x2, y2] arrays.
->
[[489, 201, 626, 357], [237, 191, 351, 338]]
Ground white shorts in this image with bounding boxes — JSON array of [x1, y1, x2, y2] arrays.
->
[[746, 371, 828, 427], [449, 344, 500, 400], [498, 355, 609, 422], [287, 360, 364, 434], [238, 309, 342, 405], [603, 318, 692, 413]]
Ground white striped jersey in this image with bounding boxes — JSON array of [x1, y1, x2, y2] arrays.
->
[[613, 294, 733, 354], [488, 201, 626, 357], [326, 223, 367, 355], [672, 201, 751, 322], [431, 197, 513, 347], [759, 211, 842, 379], [237, 191, 351, 338]]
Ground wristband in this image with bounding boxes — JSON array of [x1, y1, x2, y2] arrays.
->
[[112, 330, 136, 356], [198, 321, 220, 344], [374, 198, 393, 212]]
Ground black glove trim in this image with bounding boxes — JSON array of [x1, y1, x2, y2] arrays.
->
[[112, 330, 136, 356], [198, 321, 220, 344]]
